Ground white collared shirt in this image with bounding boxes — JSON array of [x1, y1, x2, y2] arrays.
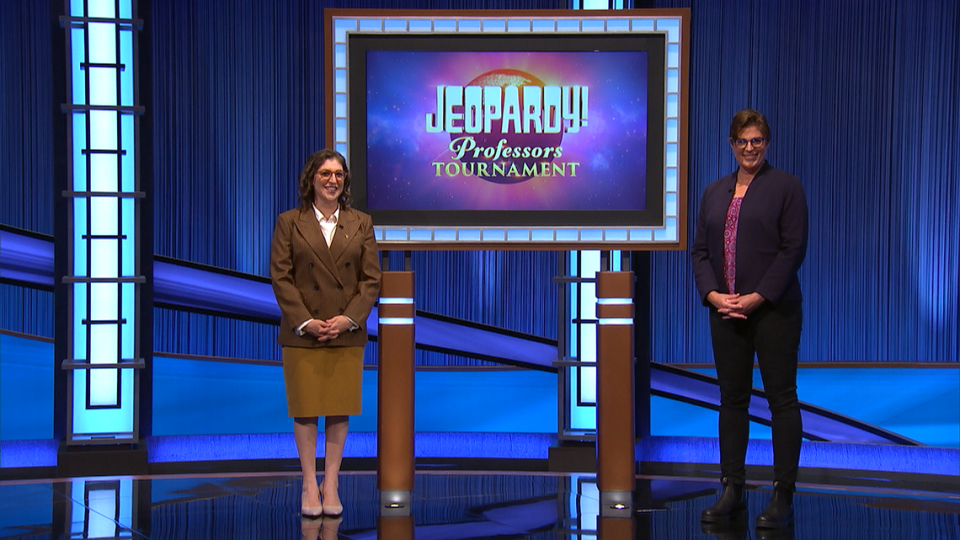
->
[[313, 204, 339, 247]]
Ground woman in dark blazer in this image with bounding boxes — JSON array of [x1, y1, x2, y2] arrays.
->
[[270, 149, 381, 518], [692, 110, 808, 529]]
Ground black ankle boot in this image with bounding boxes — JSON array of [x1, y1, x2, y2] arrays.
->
[[755, 481, 794, 528], [701, 477, 746, 522]]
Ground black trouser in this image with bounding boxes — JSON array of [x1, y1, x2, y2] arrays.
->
[[709, 300, 803, 486]]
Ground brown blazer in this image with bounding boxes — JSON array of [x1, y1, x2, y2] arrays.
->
[[270, 206, 381, 347]]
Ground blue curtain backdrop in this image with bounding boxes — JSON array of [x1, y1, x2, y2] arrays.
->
[[148, 0, 565, 365], [1, 0, 957, 363], [0, 0, 54, 338], [647, 0, 959, 363]]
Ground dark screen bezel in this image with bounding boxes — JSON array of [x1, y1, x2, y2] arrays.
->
[[347, 33, 666, 228]]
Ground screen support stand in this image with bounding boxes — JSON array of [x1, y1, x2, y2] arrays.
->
[[379, 250, 413, 272], [596, 270, 636, 517], [377, 267, 415, 516]]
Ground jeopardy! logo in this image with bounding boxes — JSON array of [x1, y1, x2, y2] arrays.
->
[[424, 69, 587, 184]]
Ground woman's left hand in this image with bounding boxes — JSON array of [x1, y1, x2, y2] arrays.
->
[[725, 292, 765, 318], [315, 315, 353, 342]]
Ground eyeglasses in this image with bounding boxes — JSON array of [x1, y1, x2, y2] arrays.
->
[[317, 170, 345, 181], [731, 137, 766, 149]]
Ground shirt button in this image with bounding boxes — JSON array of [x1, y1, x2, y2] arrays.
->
[[337, 285, 343, 291], [345, 262, 351, 267], [312, 309, 318, 315], [313, 285, 319, 291], [308, 262, 314, 268], [338, 309, 344, 314]]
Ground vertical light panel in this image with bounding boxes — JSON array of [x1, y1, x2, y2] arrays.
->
[[68, 479, 137, 539], [561, 249, 632, 439], [567, 250, 600, 435], [61, 0, 145, 445]]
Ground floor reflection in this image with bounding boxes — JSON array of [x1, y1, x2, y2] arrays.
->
[[0, 472, 957, 539]]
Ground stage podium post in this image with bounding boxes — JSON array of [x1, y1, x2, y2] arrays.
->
[[377, 271, 415, 516], [595, 271, 636, 517], [377, 515, 415, 540], [599, 514, 637, 538]]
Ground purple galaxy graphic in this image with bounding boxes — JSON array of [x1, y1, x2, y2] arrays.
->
[[365, 50, 648, 211]]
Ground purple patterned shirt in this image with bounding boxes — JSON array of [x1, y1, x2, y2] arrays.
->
[[722, 197, 743, 294]]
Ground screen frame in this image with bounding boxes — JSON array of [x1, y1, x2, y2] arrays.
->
[[324, 9, 689, 250], [348, 33, 665, 229]]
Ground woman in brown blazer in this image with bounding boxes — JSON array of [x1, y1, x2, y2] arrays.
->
[[270, 149, 381, 518]]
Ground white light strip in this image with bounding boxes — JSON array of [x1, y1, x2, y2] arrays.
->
[[379, 318, 414, 325], [598, 318, 634, 326], [596, 298, 632, 305], [379, 298, 414, 304]]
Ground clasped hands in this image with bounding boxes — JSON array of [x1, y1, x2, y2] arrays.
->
[[301, 315, 352, 342], [708, 291, 765, 320]]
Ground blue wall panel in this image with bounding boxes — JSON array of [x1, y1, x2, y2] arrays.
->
[[0, 335, 54, 441], [151, 355, 556, 436]]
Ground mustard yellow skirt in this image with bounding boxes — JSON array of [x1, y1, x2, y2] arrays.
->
[[282, 346, 364, 418]]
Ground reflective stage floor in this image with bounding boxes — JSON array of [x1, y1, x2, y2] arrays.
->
[[1, 471, 958, 539]]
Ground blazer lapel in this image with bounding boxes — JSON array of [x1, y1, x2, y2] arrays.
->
[[328, 208, 360, 263], [295, 207, 341, 281]]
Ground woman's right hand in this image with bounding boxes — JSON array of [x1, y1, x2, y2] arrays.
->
[[301, 319, 331, 341], [302, 317, 350, 342]]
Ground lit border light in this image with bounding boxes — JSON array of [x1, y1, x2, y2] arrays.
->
[[379, 298, 414, 304], [380, 318, 415, 325], [61, 0, 145, 445], [329, 11, 685, 247], [379, 297, 414, 325], [597, 297, 634, 326]]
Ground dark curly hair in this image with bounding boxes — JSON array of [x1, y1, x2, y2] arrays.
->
[[297, 149, 352, 210]]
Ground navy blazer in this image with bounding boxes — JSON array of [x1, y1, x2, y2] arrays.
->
[[691, 161, 808, 307]]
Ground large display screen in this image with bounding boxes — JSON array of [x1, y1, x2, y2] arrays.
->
[[348, 33, 665, 228]]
